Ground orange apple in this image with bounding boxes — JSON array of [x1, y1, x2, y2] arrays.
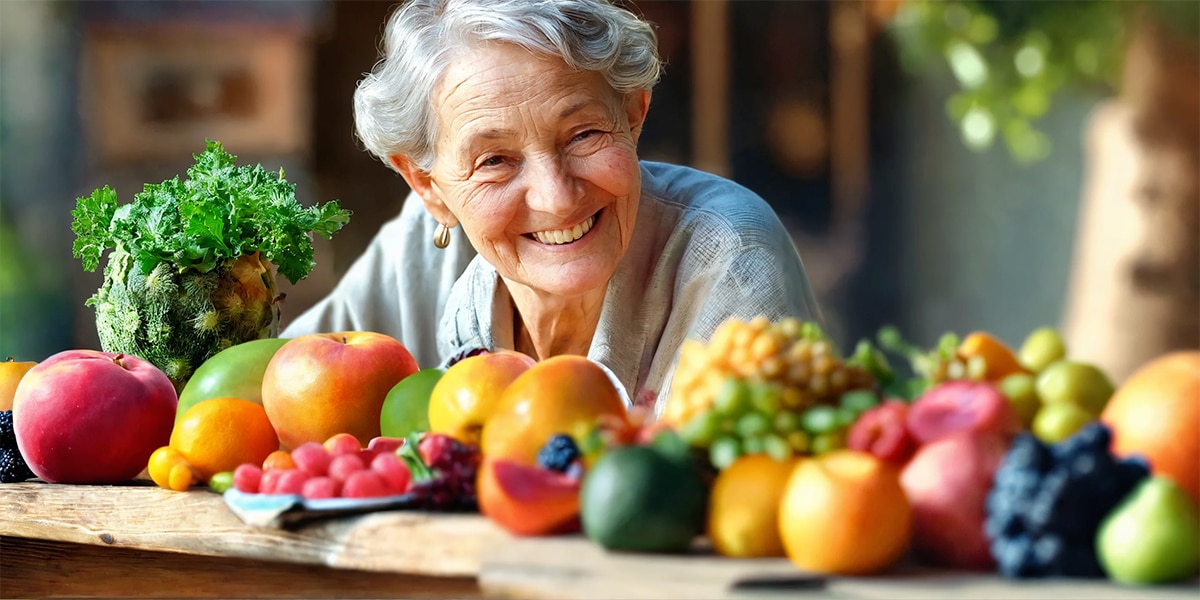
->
[[427, 351, 537, 445], [13, 350, 176, 483], [261, 332, 419, 450], [0, 357, 37, 411], [482, 355, 627, 464]]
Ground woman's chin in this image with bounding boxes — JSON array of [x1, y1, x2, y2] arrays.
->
[[519, 258, 617, 299]]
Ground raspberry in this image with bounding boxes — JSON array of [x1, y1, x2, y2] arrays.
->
[[343, 471, 391, 498], [301, 476, 341, 500], [537, 434, 582, 472], [371, 452, 412, 493], [0, 447, 34, 483], [418, 433, 481, 474], [273, 469, 309, 496], [328, 454, 367, 481], [0, 411, 15, 449], [291, 442, 332, 477], [233, 463, 264, 494]]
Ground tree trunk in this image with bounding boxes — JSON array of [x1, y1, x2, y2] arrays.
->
[[1062, 18, 1200, 383]]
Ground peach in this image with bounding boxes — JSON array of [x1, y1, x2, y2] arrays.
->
[[261, 332, 419, 450], [900, 431, 1011, 570], [13, 350, 177, 484]]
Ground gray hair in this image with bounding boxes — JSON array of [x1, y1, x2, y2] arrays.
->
[[353, 0, 663, 172]]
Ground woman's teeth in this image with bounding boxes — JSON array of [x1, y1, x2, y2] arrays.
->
[[532, 214, 594, 245]]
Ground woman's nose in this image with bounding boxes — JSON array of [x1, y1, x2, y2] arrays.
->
[[523, 156, 580, 216]]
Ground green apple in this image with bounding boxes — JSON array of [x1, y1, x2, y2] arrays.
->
[[1031, 402, 1093, 444], [1017, 327, 1067, 374], [1097, 476, 1200, 584], [380, 367, 444, 438], [998, 372, 1041, 428], [176, 337, 289, 423], [1034, 360, 1114, 416]]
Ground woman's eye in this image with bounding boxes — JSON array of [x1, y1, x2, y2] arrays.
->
[[478, 155, 505, 168], [572, 129, 603, 143]]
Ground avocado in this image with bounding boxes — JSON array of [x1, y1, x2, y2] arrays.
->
[[579, 442, 708, 553]]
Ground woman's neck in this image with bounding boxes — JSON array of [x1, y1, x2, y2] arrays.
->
[[504, 280, 606, 361]]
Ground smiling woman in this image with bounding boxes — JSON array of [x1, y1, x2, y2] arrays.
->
[[283, 0, 823, 417]]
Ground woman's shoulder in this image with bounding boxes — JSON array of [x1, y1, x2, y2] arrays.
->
[[639, 161, 790, 251]]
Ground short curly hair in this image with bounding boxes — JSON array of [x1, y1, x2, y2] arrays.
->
[[353, 0, 663, 172]]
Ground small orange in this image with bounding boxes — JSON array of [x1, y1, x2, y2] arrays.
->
[[170, 397, 280, 482], [0, 357, 37, 412], [481, 355, 628, 465], [262, 449, 296, 472], [708, 454, 799, 558], [147, 446, 196, 492], [958, 331, 1027, 381], [778, 450, 912, 575]]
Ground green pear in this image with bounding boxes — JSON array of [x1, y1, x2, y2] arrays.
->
[[1096, 476, 1200, 585], [1035, 360, 1114, 416]]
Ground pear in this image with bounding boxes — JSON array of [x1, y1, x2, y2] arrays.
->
[[1096, 476, 1200, 584]]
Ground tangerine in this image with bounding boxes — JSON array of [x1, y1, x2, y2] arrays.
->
[[170, 397, 280, 482], [708, 454, 799, 558], [1101, 351, 1200, 505], [482, 355, 627, 464], [778, 450, 912, 575], [958, 332, 1027, 381]]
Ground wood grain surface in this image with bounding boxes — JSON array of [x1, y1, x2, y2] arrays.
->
[[2, 481, 1197, 600], [0, 481, 504, 577], [1, 537, 479, 599]]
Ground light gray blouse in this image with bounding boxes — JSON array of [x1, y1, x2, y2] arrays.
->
[[282, 161, 823, 417]]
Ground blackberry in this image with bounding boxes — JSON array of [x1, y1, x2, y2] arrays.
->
[[536, 434, 581, 472], [0, 411, 15, 449], [0, 446, 34, 483]]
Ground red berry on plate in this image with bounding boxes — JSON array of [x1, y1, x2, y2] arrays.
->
[[233, 463, 263, 494], [274, 469, 309, 495], [367, 436, 405, 454], [301, 476, 341, 500], [259, 468, 285, 495], [371, 452, 412, 493], [323, 433, 362, 456], [342, 470, 391, 498], [291, 442, 332, 477], [328, 453, 367, 481]]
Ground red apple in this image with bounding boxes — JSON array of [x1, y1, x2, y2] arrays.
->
[[261, 332, 419, 450], [13, 350, 177, 484], [900, 431, 1011, 570], [907, 380, 1021, 445]]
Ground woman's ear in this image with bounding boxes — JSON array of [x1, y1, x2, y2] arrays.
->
[[389, 155, 457, 227], [625, 90, 652, 142]]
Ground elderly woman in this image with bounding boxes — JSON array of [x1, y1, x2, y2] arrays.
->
[[283, 0, 822, 415]]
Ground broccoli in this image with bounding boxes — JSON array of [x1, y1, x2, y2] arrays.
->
[[71, 140, 351, 391]]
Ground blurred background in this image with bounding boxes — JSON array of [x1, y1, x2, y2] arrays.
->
[[1, 0, 1196, 382]]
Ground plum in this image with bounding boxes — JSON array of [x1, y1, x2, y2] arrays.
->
[[907, 380, 1021, 445]]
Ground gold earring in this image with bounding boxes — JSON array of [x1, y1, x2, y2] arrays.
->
[[433, 223, 451, 249]]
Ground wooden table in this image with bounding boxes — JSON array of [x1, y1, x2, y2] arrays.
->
[[1, 481, 1196, 599]]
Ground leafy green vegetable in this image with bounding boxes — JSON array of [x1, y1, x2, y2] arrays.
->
[[72, 139, 350, 284]]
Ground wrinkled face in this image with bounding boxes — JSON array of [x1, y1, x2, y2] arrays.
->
[[421, 44, 648, 298]]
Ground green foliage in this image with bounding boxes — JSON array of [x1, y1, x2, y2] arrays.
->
[[889, 0, 1135, 164], [71, 139, 351, 284]]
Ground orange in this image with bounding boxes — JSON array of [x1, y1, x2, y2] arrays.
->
[[1102, 351, 1200, 505], [481, 355, 628, 465], [708, 454, 799, 558], [170, 397, 280, 481], [0, 357, 37, 412], [778, 450, 912, 575], [148, 446, 196, 492], [958, 331, 1027, 381], [428, 351, 536, 445]]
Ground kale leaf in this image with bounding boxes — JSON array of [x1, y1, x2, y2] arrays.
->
[[71, 140, 351, 284]]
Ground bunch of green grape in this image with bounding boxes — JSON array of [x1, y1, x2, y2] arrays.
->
[[678, 380, 883, 470], [664, 316, 874, 429]]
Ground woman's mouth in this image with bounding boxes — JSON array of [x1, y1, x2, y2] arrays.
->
[[529, 212, 597, 245]]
